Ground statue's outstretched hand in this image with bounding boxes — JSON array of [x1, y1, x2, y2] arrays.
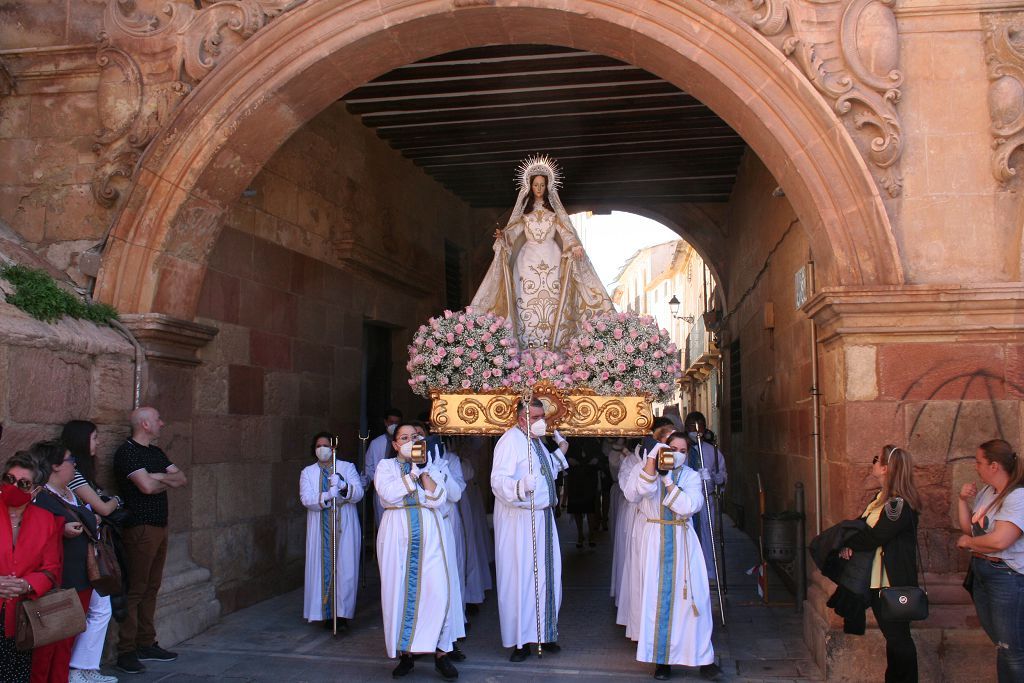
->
[[571, 245, 584, 260]]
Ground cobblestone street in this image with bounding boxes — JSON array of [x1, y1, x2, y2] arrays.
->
[[115, 514, 821, 682]]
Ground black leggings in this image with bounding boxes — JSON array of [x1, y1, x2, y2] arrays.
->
[[871, 600, 919, 683]]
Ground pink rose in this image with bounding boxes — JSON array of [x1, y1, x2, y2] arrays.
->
[[453, 357, 463, 367], [462, 379, 472, 389], [625, 343, 635, 354], [446, 333, 455, 343], [465, 366, 474, 376], [483, 370, 492, 379], [425, 339, 436, 349], [499, 339, 509, 347], [437, 347, 447, 358], [466, 320, 475, 330], [633, 379, 643, 389], [629, 329, 639, 340], [616, 362, 627, 373], [600, 371, 610, 381], [453, 347, 463, 356], [614, 380, 624, 391], [455, 323, 465, 334], [439, 376, 449, 385], [470, 351, 480, 360], [485, 343, 495, 353], [597, 323, 607, 332], [444, 310, 453, 319], [493, 368, 502, 377], [639, 342, 649, 351], [482, 383, 491, 391], [594, 340, 605, 351], [653, 370, 662, 378], [634, 359, 645, 367], [613, 328, 623, 340]]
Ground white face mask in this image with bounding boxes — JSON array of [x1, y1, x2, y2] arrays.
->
[[530, 419, 547, 438], [315, 446, 332, 462], [399, 441, 414, 458], [386, 423, 397, 436]]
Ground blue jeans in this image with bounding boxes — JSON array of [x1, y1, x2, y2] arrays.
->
[[971, 557, 1024, 682]]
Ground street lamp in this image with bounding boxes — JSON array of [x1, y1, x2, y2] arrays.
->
[[668, 295, 694, 324]]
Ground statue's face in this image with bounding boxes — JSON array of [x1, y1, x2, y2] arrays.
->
[[531, 175, 547, 200]]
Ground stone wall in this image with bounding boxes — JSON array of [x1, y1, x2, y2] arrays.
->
[[185, 101, 491, 612]]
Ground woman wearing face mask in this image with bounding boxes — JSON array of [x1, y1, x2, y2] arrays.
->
[[375, 422, 458, 680], [300, 432, 364, 632], [683, 412, 727, 580], [1, 451, 63, 683]]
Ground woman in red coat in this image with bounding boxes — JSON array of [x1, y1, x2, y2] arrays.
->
[[1, 450, 64, 683]]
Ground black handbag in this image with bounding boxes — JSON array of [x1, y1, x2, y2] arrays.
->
[[874, 519, 928, 621]]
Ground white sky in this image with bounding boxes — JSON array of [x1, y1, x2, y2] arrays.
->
[[570, 211, 680, 289]]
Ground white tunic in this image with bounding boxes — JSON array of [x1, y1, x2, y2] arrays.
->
[[625, 464, 714, 667], [616, 447, 646, 639], [608, 446, 629, 602], [491, 428, 568, 648], [300, 461, 364, 621], [376, 458, 453, 657], [458, 453, 493, 603], [435, 455, 467, 640], [364, 433, 390, 527]]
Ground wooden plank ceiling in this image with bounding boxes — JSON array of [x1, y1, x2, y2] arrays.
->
[[342, 45, 745, 208]]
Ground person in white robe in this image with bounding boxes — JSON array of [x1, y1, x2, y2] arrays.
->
[[607, 437, 630, 602], [457, 437, 493, 605], [683, 412, 727, 583], [491, 399, 570, 661], [363, 409, 403, 528], [616, 441, 646, 639], [300, 432, 365, 630], [375, 423, 459, 680], [627, 432, 721, 681]]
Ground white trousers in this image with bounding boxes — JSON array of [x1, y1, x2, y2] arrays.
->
[[70, 591, 112, 670]]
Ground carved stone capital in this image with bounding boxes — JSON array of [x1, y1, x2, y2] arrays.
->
[[744, 0, 904, 197], [984, 13, 1024, 184], [119, 313, 219, 365], [802, 283, 1024, 346]]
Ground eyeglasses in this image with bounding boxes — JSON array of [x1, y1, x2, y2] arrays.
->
[[61, 455, 77, 465], [2, 473, 34, 491]]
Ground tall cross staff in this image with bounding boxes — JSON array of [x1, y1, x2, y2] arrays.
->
[[330, 435, 340, 636], [694, 423, 727, 627], [521, 388, 543, 658], [357, 430, 370, 589]]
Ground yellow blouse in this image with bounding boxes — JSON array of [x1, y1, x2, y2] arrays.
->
[[862, 492, 890, 589]]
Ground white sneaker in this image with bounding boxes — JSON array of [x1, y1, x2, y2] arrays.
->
[[82, 671, 118, 683], [68, 670, 90, 683]]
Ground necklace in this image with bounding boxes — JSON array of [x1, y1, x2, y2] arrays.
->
[[9, 511, 22, 530], [45, 483, 75, 504]]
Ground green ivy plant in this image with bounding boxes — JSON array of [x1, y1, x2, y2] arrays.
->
[[0, 264, 118, 324]]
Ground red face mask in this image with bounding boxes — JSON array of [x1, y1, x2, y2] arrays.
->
[[1, 483, 33, 508]]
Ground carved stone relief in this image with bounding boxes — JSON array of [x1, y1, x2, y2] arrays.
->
[[984, 14, 1024, 184], [731, 0, 905, 197], [92, 0, 305, 206]]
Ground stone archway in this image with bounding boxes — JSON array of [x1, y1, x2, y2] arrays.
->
[[93, 0, 903, 319]]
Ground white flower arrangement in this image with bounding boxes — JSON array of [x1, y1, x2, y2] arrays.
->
[[406, 307, 519, 398], [563, 310, 681, 402]]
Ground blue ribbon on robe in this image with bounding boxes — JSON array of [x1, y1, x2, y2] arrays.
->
[[532, 438, 559, 643], [653, 467, 684, 663], [319, 467, 333, 620], [397, 461, 423, 652]]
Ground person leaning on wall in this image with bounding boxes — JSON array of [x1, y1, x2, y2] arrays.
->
[[955, 439, 1024, 683]]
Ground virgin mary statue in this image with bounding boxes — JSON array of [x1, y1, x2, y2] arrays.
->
[[470, 156, 613, 350]]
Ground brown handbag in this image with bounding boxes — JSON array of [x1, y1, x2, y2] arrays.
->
[[15, 570, 87, 650], [84, 525, 122, 597]]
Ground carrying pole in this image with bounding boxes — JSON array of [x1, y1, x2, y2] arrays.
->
[[330, 436, 339, 636], [522, 388, 543, 658]]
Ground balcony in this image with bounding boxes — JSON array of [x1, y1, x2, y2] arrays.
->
[[682, 316, 720, 383]]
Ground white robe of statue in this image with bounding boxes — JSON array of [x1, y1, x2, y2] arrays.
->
[[491, 427, 568, 648], [300, 461, 364, 621], [616, 446, 646, 639], [625, 463, 715, 667], [375, 458, 454, 657]]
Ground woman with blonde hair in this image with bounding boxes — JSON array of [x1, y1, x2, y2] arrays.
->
[[836, 445, 922, 683], [955, 439, 1024, 682]]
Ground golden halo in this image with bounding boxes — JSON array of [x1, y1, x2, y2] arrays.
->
[[517, 154, 562, 192]]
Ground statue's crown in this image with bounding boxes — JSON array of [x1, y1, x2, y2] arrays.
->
[[517, 154, 562, 192]]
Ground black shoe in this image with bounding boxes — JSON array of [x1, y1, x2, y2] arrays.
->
[[588, 541, 597, 547], [448, 643, 466, 662], [466, 603, 479, 616], [115, 653, 146, 674], [654, 664, 672, 680], [700, 663, 723, 680], [509, 646, 530, 662], [137, 643, 177, 662], [338, 618, 350, 634], [541, 641, 561, 653], [392, 655, 414, 677], [434, 654, 459, 680], [575, 542, 584, 549]]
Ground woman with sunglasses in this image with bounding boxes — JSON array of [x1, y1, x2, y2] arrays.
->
[[955, 439, 1024, 682], [30, 440, 98, 683], [1, 451, 63, 683], [836, 445, 922, 682]]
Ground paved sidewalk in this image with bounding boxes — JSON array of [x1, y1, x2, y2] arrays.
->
[[113, 514, 821, 682]]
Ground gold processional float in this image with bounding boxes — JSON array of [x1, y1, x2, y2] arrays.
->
[[409, 154, 682, 435]]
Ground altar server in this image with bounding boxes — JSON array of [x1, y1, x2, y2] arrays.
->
[[608, 437, 630, 603], [457, 436, 493, 606], [491, 399, 570, 661], [363, 408, 403, 527], [625, 432, 721, 681], [375, 423, 459, 680], [300, 432, 364, 631]]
